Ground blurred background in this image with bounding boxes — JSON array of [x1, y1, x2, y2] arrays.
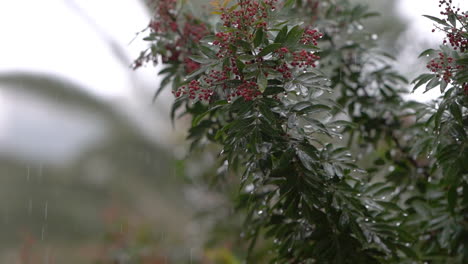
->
[[0, 0, 465, 263]]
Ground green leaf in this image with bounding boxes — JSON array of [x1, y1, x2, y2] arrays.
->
[[418, 48, 437, 58], [258, 43, 282, 57], [170, 95, 186, 124], [447, 13, 457, 27], [411, 74, 434, 92], [189, 55, 213, 64], [263, 86, 283, 95], [422, 15, 450, 26], [192, 104, 224, 127], [447, 186, 457, 213], [455, 71, 468, 83], [253, 28, 264, 48], [274, 25, 288, 44], [440, 79, 448, 93], [283, 25, 304, 47], [257, 72, 268, 92], [186, 66, 208, 80], [199, 45, 218, 59], [296, 148, 316, 171], [235, 40, 252, 51], [449, 103, 463, 124], [283, 0, 295, 9], [153, 73, 173, 102], [424, 76, 440, 93], [236, 59, 245, 73], [456, 56, 468, 66]]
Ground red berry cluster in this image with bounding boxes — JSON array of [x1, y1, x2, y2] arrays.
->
[[434, 0, 467, 52], [212, 0, 279, 58], [426, 52, 467, 93], [174, 69, 228, 101], [275, 63, 293, 79], [149, 0, 177, 34], [213, 32, 235, 58], [134, 0, 208, 72], [173, 80, 214, 100], [184, 58, 201, 73], [301, 28, 323, 46], [426, 53, 464, 83], [183, 18, 208, 43], [219, 0, 277, 29], [228, 81, 262, 101], [291, 49, 320, 68], [272, 46, 320, 79]]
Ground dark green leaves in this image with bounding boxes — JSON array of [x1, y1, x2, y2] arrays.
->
[[411, 74, 435, 92], [418, 48, 437, 58], [253, 28, 264, 48], [274, 25, 288, 44], [258, 43, 282, 57], [283, 25, 304, 47], [422, 15, 450, 26]]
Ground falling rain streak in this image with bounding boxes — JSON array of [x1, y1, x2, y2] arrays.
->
[[44, 200, 48, 220], [28, 198, 32, 215]]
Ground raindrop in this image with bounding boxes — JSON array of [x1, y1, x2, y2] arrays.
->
[[403, 213, 408, 217], [388, 166, 395, 172], [288, 248, 292, 252], [245, 184, 254, 194], [356, 24, 364, 30], [364, 218, 369, 222], [365, 205, 369, 209], [274, 238, 280, 244], [258, 210, 264, 215], [357, 193, 362, 197], [396, 222, 401, 227], [338, 136, 343, 140], [371, 34, 378, 40], [331, 128, 336, 132], [381, 196, 386, 200], [405, 243, 410, 247]]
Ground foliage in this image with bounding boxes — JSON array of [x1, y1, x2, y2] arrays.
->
[[135, 0, 468, 263]]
